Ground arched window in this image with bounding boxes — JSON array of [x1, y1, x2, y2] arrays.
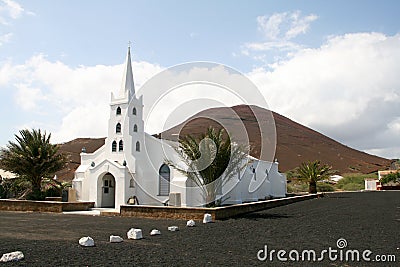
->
[[112, 141, 117, 152], [116, 123, 121, 133], [135, 141, 140, 152], [132, 107, 137, 115], [116, 107, 121, 115], [119, 140, 123, 151], [159, 164, 170, 196], [133, 124, 138, 132], [129, 178, 135, 188]]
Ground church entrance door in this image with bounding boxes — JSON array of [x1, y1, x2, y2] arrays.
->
[[100, 173, 115, 208]]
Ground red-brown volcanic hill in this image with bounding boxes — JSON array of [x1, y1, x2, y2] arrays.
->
[[158, 105, 390, 174], [55, 138, 105, 182]]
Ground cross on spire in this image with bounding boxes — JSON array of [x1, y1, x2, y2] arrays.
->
[[128, 41, 132, 49]]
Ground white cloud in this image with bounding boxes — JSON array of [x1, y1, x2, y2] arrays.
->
[[0, 0, 32, 25], [242, 11, 318, 62], [285, 11, 318, 40], [388, 117, 400, 132], [365, 147, 400, 160], [14, 83, 43, 110], [54, 104, 109, 142], [0, 54, 162, 143], [244, 41, 300, 52], [0, 32, 12, 45], [2, 0, 23, 19], [257, 13, 286, 40], [0, 0, 33, 47], [248, 32, 400, 159]]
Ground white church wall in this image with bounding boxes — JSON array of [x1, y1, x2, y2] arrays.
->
[[80, 146, 105, 164], [254, 160, 273, 199], [241, 165, 259, 202], [221, 174, 242, 205], [170, 175, 187, 206], [124, 171, 137, 203], [169, 169, 205, 207], [73, 164, 90, 201], [221, 159, 286, 204], [71, 178, 83, 200], [269, 162, 287, 197], [130, 134, 189, 206], [114, 170, 129, 209], [187, 177, 205, 207]]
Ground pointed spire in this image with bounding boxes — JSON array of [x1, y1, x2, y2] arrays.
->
[[119, 44, 135, 99]]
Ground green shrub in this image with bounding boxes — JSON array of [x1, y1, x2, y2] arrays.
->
[[317, 182, 335, 192], [380, 172, 400, 184], [341, 182, 364, 191], [44, 187, 61, 197], [0, 183, 5, 198], [0, 178, 31, 199], [26, 190, 46, 201], [287, 181, 308, 193], [335, 173, 376, 190]]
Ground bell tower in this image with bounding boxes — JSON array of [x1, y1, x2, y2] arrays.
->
[[105, 45, 144, 163]]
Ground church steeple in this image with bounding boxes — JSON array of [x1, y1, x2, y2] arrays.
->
[[119, 45, 135, 99]]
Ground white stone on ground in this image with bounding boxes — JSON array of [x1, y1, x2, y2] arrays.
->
[[79, 236, 95, 247], [186, 219, 196, 227], [127, 228, 143, 240], [203, 213, 212, 223], [0, 251, 24, 262], [168, 226, 179, 231], [109, 235, 123, 243], [150, 229, 161, 236]]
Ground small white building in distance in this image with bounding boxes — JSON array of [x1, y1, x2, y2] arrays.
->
[[72, 47, 287, 208], [365, 169, 400, 190]]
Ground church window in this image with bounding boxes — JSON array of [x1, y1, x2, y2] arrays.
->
[[133, 124, 138, 132], [119, 140, 124, 151], [135, 141, 140, 152], [116, 107, 121, 115], [159, 164, 170, 196], [132, 107, 137, 115], [129, 178, 135, 188], [112, 141, 117, 152], [116, 123, 121, 133]]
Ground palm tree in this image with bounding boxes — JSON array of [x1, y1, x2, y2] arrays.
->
[[0, 129, 67, 199], [166, 127, 248, 207], [296, 160, 333, 193]]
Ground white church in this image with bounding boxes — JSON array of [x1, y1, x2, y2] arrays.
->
[[72, 48, 286, 208]]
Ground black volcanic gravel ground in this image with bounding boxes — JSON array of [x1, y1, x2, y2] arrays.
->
[[0, 191, 399, 266]]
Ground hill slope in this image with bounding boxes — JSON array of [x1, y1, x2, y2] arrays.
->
[[158, 105, 390, 174], [56, 138, 105, 182]]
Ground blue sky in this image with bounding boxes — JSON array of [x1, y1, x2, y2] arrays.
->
[[3, 1, 398, 68], [1, 0, 400, 159]]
